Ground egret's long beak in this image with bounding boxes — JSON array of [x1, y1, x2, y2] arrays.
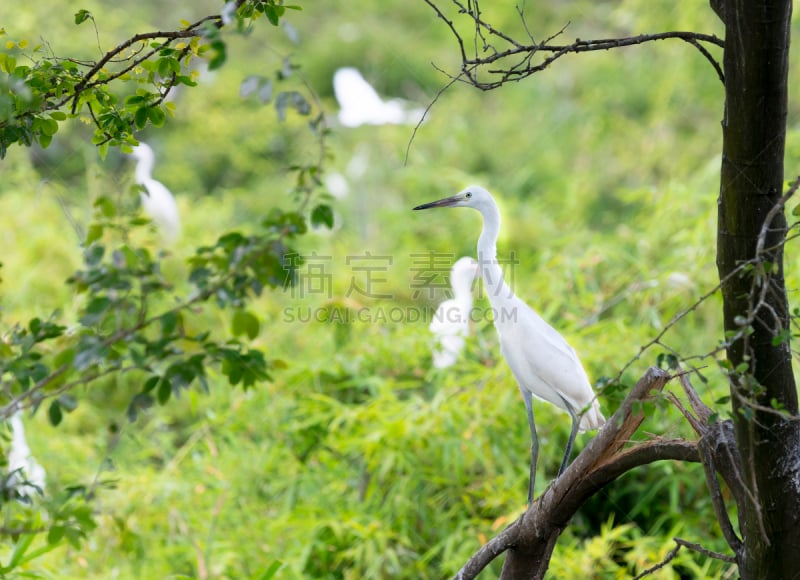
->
[[413, 194, 462, 211]]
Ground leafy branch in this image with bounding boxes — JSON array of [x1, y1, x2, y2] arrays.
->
[[0, 0, 301, 157], [0, 200, 311, 424]]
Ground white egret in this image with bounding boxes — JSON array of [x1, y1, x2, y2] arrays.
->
[[333, 67, 424, 128], [7, 412, 46, 498], [129, 142, 181, 243], [431, 257, 479, 369], [414, 185, 605, 503]]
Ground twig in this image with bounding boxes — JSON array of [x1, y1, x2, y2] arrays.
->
[[681, 37, 725, 84], [674, 537, 736, 562], [632, 537, 735, 580], [698, 441, 743, 554], [404, 71, 462, 165], [631, 543, 680, 580], [755, 175, 800, 259]]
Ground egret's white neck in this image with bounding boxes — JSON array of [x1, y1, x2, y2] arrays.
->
[[476, 200, 514, 303], [477, 201, 500, 262], [134, 156, 154, 184]]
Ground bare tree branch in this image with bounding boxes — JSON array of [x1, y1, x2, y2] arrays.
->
[[674, 537, 736, 562], [422, 0, 724, 90], [631, 542, 681, 580], [698, 439, 743, 554]]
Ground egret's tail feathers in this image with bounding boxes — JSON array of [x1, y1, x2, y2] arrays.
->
[[578, 399, 605, 432]]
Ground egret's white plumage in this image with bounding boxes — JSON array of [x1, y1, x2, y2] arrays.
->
[[414, 185, 604, 503], [7, 412, 46, 498], [430, 257, 478, 369], [333, 67, 424, 128], [130, 142, 181, 242]]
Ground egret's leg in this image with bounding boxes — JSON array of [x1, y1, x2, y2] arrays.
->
[[521, 389, 538, 505], [557, 401, 580, 477]]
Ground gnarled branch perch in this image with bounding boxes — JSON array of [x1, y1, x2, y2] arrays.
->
[[456, 367, 700, 579]]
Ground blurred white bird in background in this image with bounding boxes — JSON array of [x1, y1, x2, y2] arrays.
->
[[6, 412, 46, 499], [414, 185, 605, 503], [430, 257, 479, 369], [129, 142, 181, 243], [333, 67, 425, 128]]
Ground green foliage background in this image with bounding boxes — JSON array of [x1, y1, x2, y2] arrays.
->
[[1, 0, 800, 578]]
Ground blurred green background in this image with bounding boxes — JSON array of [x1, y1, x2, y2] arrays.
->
[[1, 0, 799, 577]]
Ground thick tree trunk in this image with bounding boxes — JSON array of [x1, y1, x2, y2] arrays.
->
[[716, 1, 800, 577]]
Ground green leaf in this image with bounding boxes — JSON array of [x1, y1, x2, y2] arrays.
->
[[40, 117, 59, 136], [80, 296, 112, 326], [73, 335, 106, 370], [161, 311, 180, 336], [143, 376, 160, 393], [94, 195, 116, 218], [240, 75, 262, 98], [74, 9, 92, 25], [127, 392, 154, 422], [258, 561, 284, 580], [264, 4, 284, 25], [58, 394, 78, 412], [274, 91, 310, 121], [175, 75, 197, 87], [232, 310, 260, 339], [86, 223, 103, 244], [157, 57, 172, 78], [157, 378, 172, 405], [147, 106, 166, 127], [48, 400, 63, 426], [134, 107, 149, 130], [207, 40, 227, 71], [311, 204, 334, 229], [125, 94, 149, 106], [54, 347, 75, 367], [771, 328, 792, 345], [0, 53, 12, 74]]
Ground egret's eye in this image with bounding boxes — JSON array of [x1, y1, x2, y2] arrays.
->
[[465, 192, 472, 199]]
